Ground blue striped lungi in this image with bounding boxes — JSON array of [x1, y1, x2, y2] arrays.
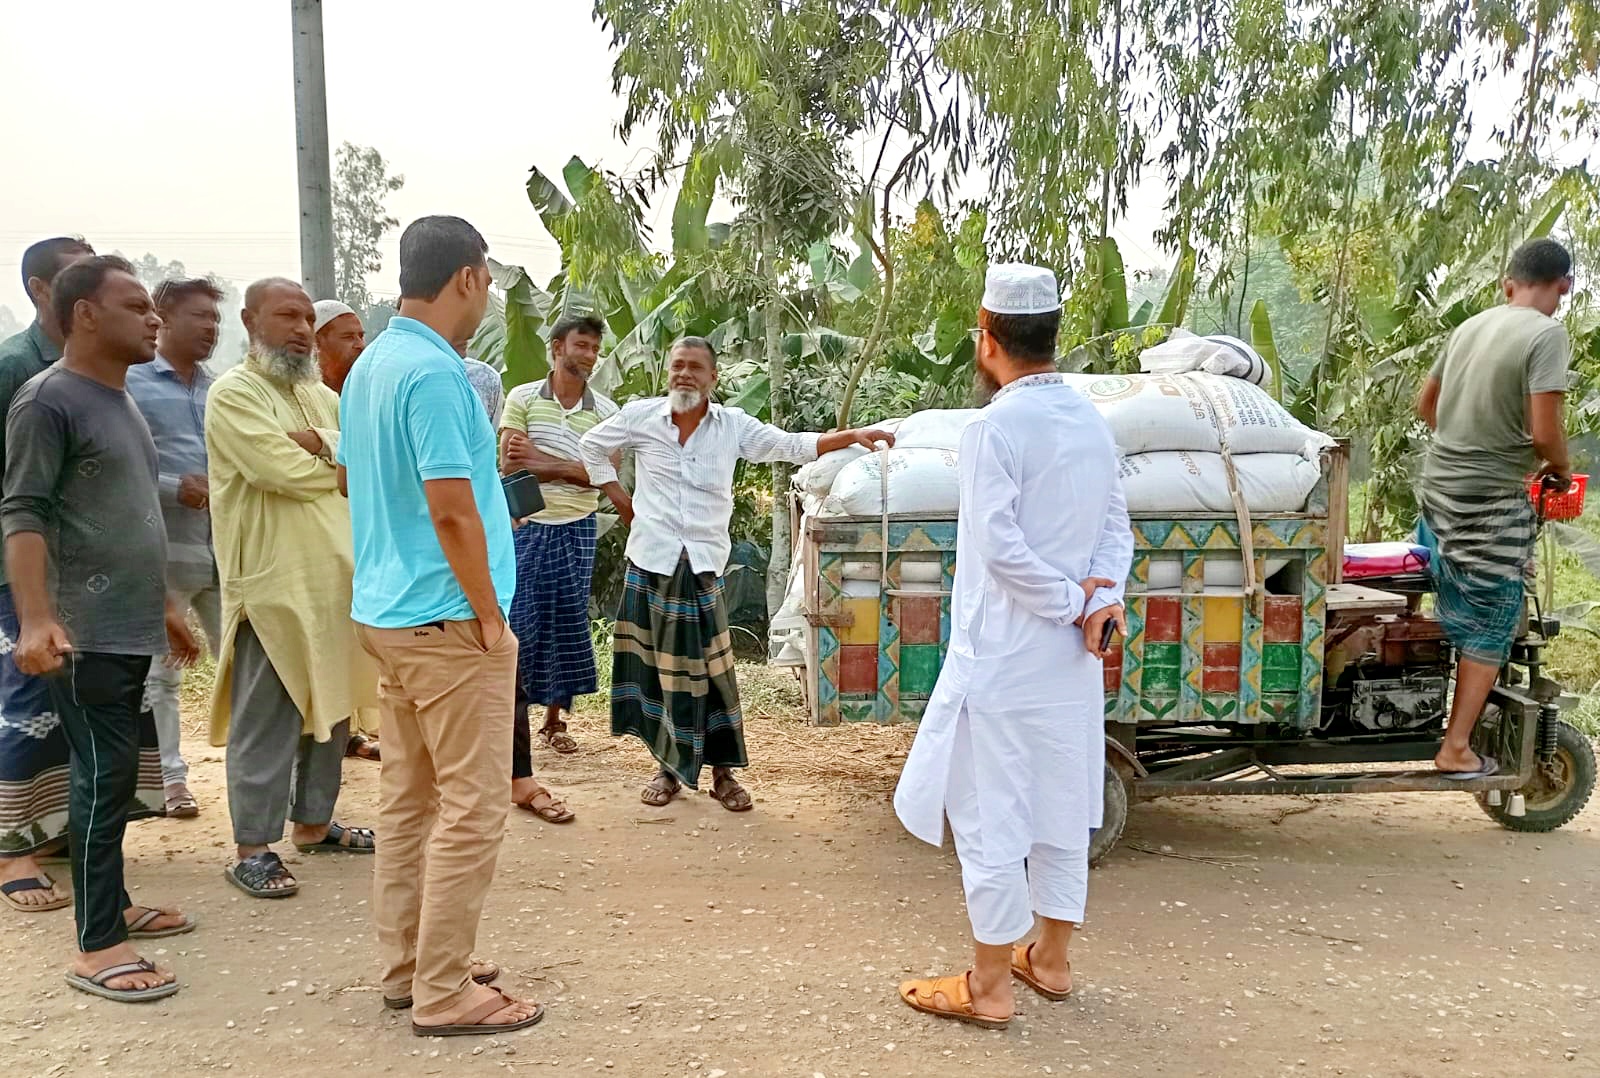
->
[[1418, 486, 1535, 666], [509, 514, 599, 709]]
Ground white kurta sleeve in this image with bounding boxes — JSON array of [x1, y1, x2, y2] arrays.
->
[[958, 418, 1086, 624], [1084, 469, 1134, 617]]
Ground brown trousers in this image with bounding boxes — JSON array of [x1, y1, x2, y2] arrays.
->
[[355, 619, 517, 1017]]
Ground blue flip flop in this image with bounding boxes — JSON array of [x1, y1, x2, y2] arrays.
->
[[1441, 754, 1498, 780]]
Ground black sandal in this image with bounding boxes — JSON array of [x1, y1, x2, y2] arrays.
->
[[225, 852, 299, 899], [294, 821, 376, 854]]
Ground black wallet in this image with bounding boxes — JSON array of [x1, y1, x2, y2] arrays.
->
[[501, 470, 545, 519]]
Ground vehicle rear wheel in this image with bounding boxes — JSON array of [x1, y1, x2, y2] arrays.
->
[[1476, 720, 1596, 832], [1089, 760, 1131, 866]]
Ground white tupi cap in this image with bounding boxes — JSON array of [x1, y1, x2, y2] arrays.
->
[[313, 299, 358, 334], [981, 262, 1062, 315]]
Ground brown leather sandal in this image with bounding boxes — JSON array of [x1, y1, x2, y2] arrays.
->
[[1011, 942, 1072, 1000], [515, 788, 575, 824], [709, 772, 753, 812], [411, 986, 545, 1037], [898, 972, 1011, 1030], [640, 772, 680, 807]]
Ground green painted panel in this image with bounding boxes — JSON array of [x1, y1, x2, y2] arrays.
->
[[1142, 665, 1182, 693], [898, 644, 942, 695], [1143, 642, 1181, 668], [1261, 642, 1302, 693]]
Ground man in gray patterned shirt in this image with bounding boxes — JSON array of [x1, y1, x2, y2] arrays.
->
[[3, 255, 198, 1003]]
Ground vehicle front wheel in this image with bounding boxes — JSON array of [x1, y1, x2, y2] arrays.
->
[[1089, 760, 1131, 866], [1476, 719, 1596, 832]]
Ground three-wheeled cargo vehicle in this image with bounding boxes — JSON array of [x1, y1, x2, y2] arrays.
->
[[795, 443, 1597, 862]]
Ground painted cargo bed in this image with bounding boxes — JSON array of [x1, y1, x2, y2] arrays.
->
[[798, 448, 1343, 730]]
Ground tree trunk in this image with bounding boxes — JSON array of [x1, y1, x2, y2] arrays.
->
[[763, 218, 791, 632]]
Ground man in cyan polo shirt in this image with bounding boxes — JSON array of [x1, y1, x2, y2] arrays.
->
[[339, 216, 542, 1038]]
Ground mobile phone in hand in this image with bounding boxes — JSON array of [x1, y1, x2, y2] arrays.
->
[[1099, 618, 1118, 652]]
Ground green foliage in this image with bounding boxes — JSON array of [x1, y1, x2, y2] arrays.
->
[[331, 142, 404, 312]]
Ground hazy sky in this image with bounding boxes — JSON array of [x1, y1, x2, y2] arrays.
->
[[0, 1, 666, 317], [1, 2, 1585, 326]]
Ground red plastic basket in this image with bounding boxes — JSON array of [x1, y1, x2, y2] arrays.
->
[[1529, 473, 1588, 520]]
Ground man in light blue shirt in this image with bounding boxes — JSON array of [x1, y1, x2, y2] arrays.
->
[[126, 276, 224, 819], [338, 215, 539, 1037]]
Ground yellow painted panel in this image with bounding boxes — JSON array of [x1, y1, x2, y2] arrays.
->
[[1203, 595, 1243, 643], [837, 596, 882, 645]]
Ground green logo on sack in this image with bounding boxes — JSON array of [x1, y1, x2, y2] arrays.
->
[[1087, 375, 1138, 402]]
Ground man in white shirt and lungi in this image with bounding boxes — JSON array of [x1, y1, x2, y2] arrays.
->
[[579, 336, 892, 812], [894, 264, 1133, 1029]]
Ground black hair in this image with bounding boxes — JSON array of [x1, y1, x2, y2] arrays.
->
[[1507, 238, 1573, 285], [52, 254, 138, 337], [21, 235, 95, 292], [153, 276, 224, 313], [397, 216, 488, 301], [551, 312, 606, 342], [670, 335, 717, 366], [981, 308, 1060, 365]]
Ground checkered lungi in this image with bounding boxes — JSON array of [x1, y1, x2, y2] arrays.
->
[[1418, 486, 1536, 666], [610, 555, 745, 789], [509, 514, 599, 709]]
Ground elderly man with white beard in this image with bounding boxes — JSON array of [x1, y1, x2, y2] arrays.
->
[[579, 336, 894, 811], [205, 278, 380, 899]]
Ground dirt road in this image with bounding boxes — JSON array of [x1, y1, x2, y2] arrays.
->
[[0, 669, 1595, 1078]]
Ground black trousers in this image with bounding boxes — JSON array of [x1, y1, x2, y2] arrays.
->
[[511, 682, 534, 780], [49, 651, 151, 953]]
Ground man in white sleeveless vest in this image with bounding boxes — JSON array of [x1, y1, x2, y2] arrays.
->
[[894, 263, 1133, 1029]]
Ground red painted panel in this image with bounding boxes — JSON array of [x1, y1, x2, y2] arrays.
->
[[1263, 596, 1302, 642], [1202, 642, 1240, 694], [1144, 596, 1181, 642], [897, 595, 942, 645], [1102, 644, 1123, 694], [839, 645, 879, 694]]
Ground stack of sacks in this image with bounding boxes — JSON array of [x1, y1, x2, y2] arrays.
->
[[1056, 371, 1330, 514], [810, 409, 972, 517]]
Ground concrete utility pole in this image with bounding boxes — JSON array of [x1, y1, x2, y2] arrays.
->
[[290, 0, 336, 300]]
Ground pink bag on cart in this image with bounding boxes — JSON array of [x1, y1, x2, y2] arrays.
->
[[1343, 542, 1430, 579]]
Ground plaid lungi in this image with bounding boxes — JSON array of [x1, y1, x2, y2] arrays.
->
[[1418, 486, 1535, 665], [509, 514, 599, 708], [611, 556, 745, 789], [0, 589, 163, 853]]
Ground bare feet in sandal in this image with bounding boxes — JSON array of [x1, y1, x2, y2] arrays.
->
[[412, 984, 544, 1037], [0, 852, 69, 911], [512, 778, 576, 824], [710, 767, 753, 812], [70, 940, 176, 997], [537, 714, 578, 755], [640, 770, 680, 807]]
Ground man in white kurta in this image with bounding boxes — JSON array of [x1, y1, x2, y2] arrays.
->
[[895, 264, 1133, 1030]]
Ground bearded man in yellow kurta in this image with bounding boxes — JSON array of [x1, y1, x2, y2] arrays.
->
[[205, 277, 379, 900]]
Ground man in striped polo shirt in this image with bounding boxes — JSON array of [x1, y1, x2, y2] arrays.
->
[[499, 314, 617, 822]]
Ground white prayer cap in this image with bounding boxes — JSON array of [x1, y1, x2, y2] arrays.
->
[[313, 299, 358, 334], [981, 263, 1062, 316]]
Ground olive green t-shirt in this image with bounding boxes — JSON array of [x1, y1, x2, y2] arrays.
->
[[1422, 304, 1570, 496]]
